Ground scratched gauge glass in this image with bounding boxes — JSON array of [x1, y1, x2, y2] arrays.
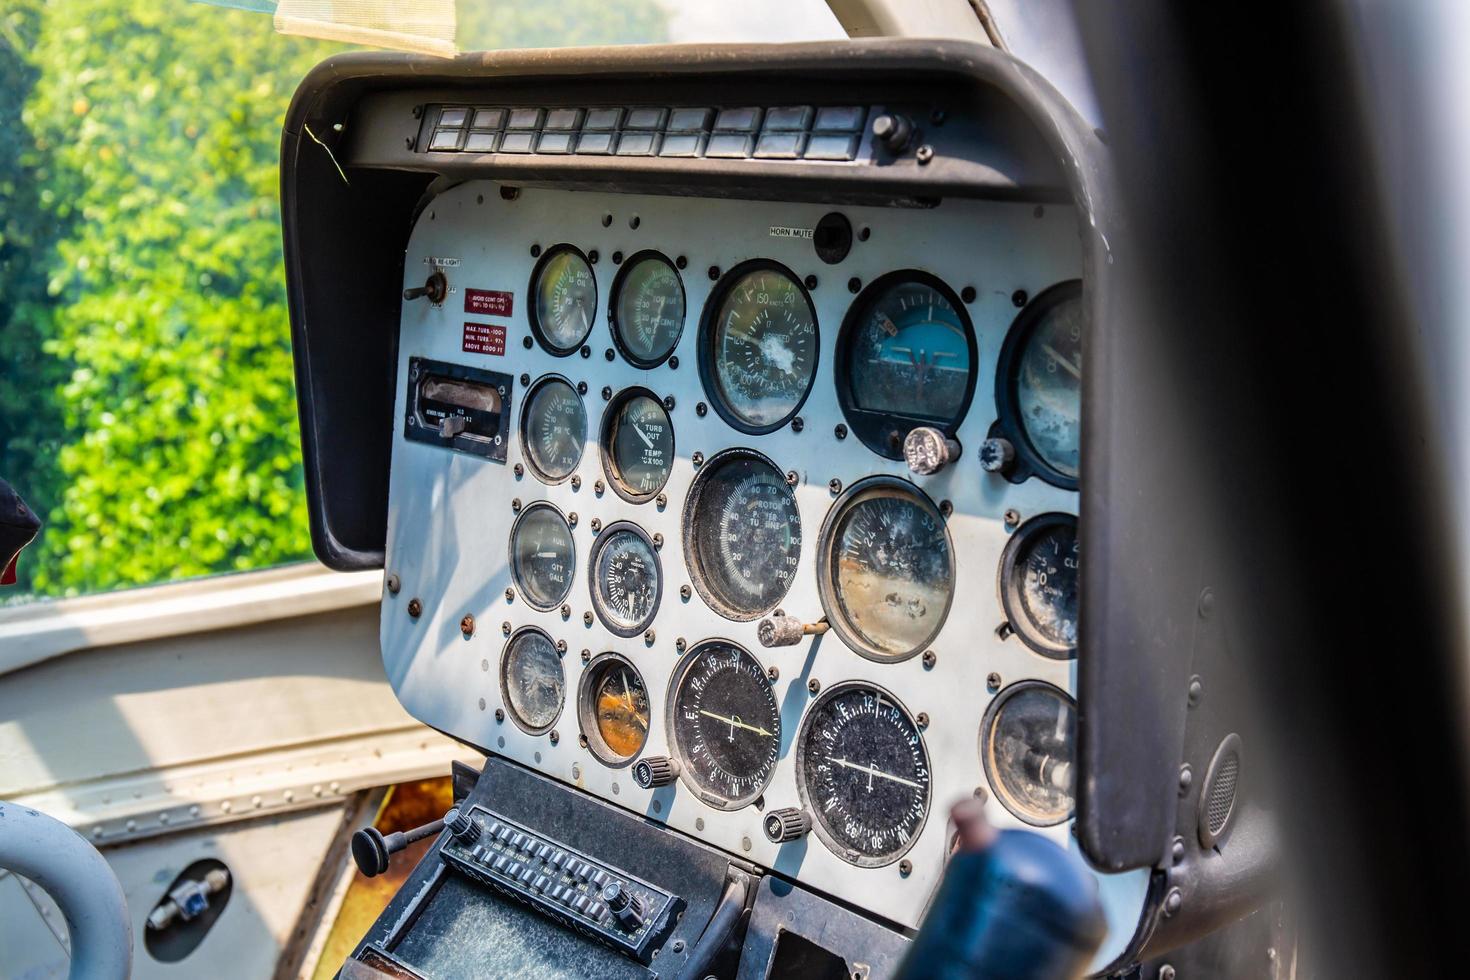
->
[[530, 246, 597, 354], [602, 391, 674, 502], [520, 376, 586, 482], [819, 478, 955, 662], [796, 682, 931, 867], [981, 682, 1077, 826], [1014, 289, 1082, 480], [508, 503, 575, 611], [590, 523, 662, 636], [499, 628, 565, 734], [683, 449, 801, 621], [580, 654, 651, 765], [668, 641, 781, 809], [1000, 514, 1079, 658], [706, 263, 818, 431], [611, 253, 685, 367]]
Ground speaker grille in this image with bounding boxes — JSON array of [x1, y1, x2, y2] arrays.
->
[[1198, 733, 1242, 847]]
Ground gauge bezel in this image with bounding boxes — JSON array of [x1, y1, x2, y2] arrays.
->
[[599, 386, 675, 504], [608, 250, 686, 369], [587, 520, 663, 637], [577, 651, 651, 767], [834, 270, 979, 460], [517, 374, 586, 485], [979, 680, 1077, 827], [697, 258, 820, 435], [993, 279, 1083, 490], [680, 447, 801, 622], [506, 500, 576, 612], [498, 626, 566, 736], [998, 512, 1079, 659], [664, 639, 780, 811], [816, 475, 956, 663], [527, 243, 598, 356], [794, 680, 932, 868]]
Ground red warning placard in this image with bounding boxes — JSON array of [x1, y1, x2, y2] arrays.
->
[[465, 288, 513, 317], [462, 322, 506, 356]]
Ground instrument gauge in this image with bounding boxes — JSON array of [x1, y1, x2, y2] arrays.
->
[[999, 513, 1079, 658], [667, 640, 780, 810], [589, 521, 662, 637], [529, 245, 597, 355], [610, 252, 685, 367], [981, 681, 1077, 826], [837, 272, 977, 459], [682, 448, 801, 621], [996, 281, 1083, 488], [578, 653, 651, 766], [508, 502, 576, 611], [499, 627, 565, 734], [519, 375, 586, 483], [700, 260, 818, 433], [796, 682, 931, 867], [817, 477, 955, 663], [601, 388, 674, 503]]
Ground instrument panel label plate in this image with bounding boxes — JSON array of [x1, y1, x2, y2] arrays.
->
[[465, 288, 514, 317], [462, 321, 507, 355]]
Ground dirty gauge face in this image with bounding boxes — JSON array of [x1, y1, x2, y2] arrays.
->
[[602, 390, 674, 502], [797, 683, 931, 867], [819, 478, 955, 662], [611, 252, 685, 367], [580, 654, 651, 765], [1000, 513, 1079, 658], [509, 503, 576, 611], [703, 262, 818, 432], [669, 641, 780, 809], [998, 282, 1083, 486], [981, 682, 1077, 826], [589, 522, 662, 637], [530, 246, 597, 354], [520, 376, 586, 482], [500, 628, 565, 734]]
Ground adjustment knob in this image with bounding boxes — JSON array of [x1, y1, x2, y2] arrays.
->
[[757, 613, 829, 648], [904, 426, 961, 476], [979, 437, 1016, 475], [444, 807, 480, 845], [403, 269, 448, 304], [350, 814, 447, 878], [763, 807, 812, 844], [601, 881, 645, 930], [871, 113, 914, 154], [632, 756, 681, 789]]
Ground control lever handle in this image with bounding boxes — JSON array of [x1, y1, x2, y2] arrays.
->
[[757, 612, 829, 648], [403, 270, 448, 304], [351, 809, 464, 878]]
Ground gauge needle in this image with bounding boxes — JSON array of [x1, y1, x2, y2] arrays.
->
[[1040, 342, 1082, 380], [534, 551, 559, 558], [619, 670, 635, 710], [633, 424, 655, 449], [826, 756, 922, 791], [698, 709, 771, 738]]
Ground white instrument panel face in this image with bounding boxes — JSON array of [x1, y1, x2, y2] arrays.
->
[[381, 182, 1147, 955]]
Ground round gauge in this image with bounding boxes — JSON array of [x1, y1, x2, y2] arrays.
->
[[699, 261, 818, 433], [667, 640, 780, 810], [519, 376, 586, 483], [588, 521, 662, 637], [837, 272, 977, 459], [981, 681, 1077, 826], [996, 280, 1083, 487], [529, 245, 597, 355], [499, 627, 565, 734], [796, 682, 931, 867], [610, 251, 685, 367], [999, 513, 1079, 658], [817, 477, 955, 662], [578, 653, 651, 766], [600, 389, 674, 503], [508, 502, 576, 611], [681, 448, 801, 621]]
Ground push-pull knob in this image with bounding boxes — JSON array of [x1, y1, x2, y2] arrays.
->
[[904, 426, 961, 476], [602, 881, 645, 930], [350, 812, 449, 878], [444, 807, 481, 845], [763, 808, 811, 843], [403, 269, 448, 304], [978, 437, 1015, 475], [632, 756, 681, 789], [757, 613, 830, 648], [872, 113, 914, 154]]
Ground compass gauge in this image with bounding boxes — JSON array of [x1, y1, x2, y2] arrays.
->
[[668, 641, 780, 810]]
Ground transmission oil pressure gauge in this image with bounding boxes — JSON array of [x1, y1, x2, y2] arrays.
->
[[682, 448, 801, 621], [700, 260, 818, 433], [668, 640, 780, 810], [796, 682, 931, 867], [818, 477, 955, 662], [995, 280, 1083, 488], [589, 521, 662, 637], [509, 502, 576, 611], [578, 653, 650, 766], [519, 375, 586, 483], [500, 627, 566, 735], [601, 388, 674, 503], [999, 513, 1079, 658], [981, 681, 1077, 826], [610, 251, 685, 367], [529, 245, 597, 355]]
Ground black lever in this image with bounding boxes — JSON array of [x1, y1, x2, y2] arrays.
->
[[350, 815, 446, 878], [403, 269, 448, 304]]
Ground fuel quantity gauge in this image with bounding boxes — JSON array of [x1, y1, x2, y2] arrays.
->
[[668, 641, 780, 810]]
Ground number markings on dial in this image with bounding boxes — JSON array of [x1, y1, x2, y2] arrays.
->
[[669, 642, 780, 809]]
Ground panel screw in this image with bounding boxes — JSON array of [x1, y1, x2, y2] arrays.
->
[[828, 478, 842, 495], [915, 144, 934, 165], [505, 587, 515, 603], [601, 386, 612, 400], [590, 517, 602, 532], [644, 630, 656, 645], [672, 940, 685, 953], [652, 532, 664, 550], [1003, 508, 1020, 528], [807, 678, 821, 694], [848, 277, 861, 294], [560, 604, 572, 620], [858, 226, 871, 242], [1171, 836, 1186, 864], [1187, 675, 1204, 707], [501, 621, 512, 636], [785, 470, 799, 487], [961, 285, 976, 303], [514, 463, 524, 478], [708, 265, 720, 281], [495, 708, 505, 723], [605, 348, 615, 361], [1178, 764, 1194, 795], [602, 213, 613, 227], [655, 493, 668, 509], [1011, 289, 1028, 308], [696, 401, 707, 417], [523, 336, 534, 350], [922, 650, 937, 669], [899, 859, 913, 876], [939, 499, 953, 518], [530, 243, 542, 257], [663, 395, 676, 411], [692, 451, 704, 468], [570, 474, 582, 490], [669, 355, 679, 370], [791, 416, 804, 433], [519, 373, 531, 387], [679, 584, 692, 601], [675, 637, 687, 652], [460, 614, 475, 637], [386, 573, 401, 594], [767, 665, 779, 681], [549, 730, 560, 745], [1198, 588, 1216, 619], [512, 498, 522, 512], [676, 255, 687, 269], [581, 346, 591, 359], [594, 480, 606, 495], [581, 649, 591, 664], [577, 381, 588, 395], [568, 512, 579, 527], [986, 672, 1001, 691], [916, 712, 929, 729], [579, 733, 589, 748], [584, 611, 594, 625], [1159, 967, 1177, 980], [612, 250, 624, 264], [1163, 889, 1183, 917], [588, 250, 599, 264], [407, 598, 423, 618], [804, 274, 818, 290], [834, 424, 847, 440]]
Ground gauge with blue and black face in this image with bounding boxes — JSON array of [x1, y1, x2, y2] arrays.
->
[[836, 271, 977, 459]]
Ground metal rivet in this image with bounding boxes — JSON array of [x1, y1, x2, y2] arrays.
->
[[741, 836, 752, 852], [1159, 966, 1177, 980], [1011, 289, 1028, 308], [692, 451, 704, 468], [1003, 508, 1021, 528], [791, 416, 804, 433], [676, 255, 687, 269], [766, 665, 779, 682], [514, 463, 524, 478], [656, 493, 668, 509], [922, 650, 937, 669], [568, 512, 579, 527], [577, 381, 588, 395], [511, 498, 522, 512], [584, 611, 594, 625], [588, 250, 599, 264], [834, 424, 847, 440], [939, 499, 953, 518], [675, 637, 687, 652], [847, 277, 861, 293], [502, 621, 512, 636], [560, 604, 572, 620], [612, 251, 624, 264], [1163, 889, 1183, 917], [523, 336, 534, 350], [1198, 588, 1216, 619], [1171, 836, 1186, 864], [695, 401, 707, 417], [460, 614, 475, 637], [916, 712, 929, 729], [602, 213, 613, 227], [571, 474, 582, 490], [807, 678, 821, 694], [679, 584, 692, 601], [601, 385, 612, 400], [530, 243, 541, 257], [605, 348, 615, 361], [479, 697, 487, 711], [785, 470, 799, 487], [668, 355, 679, 370], [708, 265, 720, 281], [961, 285, 976, 303], [652, 533, 663, 550], [804, 274, 818, 290], [590, 517, 602, 532], [581, 345, 591, 358], [696, 817, 705, 831], [1178, 764, 1194, 795], [986, 672, 1001, 691], [386, 573, 401, 594], [629, 216, 641, 229], [495, 708, 505, 722], [858, 226, 871, 242], [644, 629, 656, 644], [1187, 675, 1204, 707], [663, 395, 676, 411], [915, 144, 934, 165], [579, 733, 589, 748], [899, 859, 913, 876], [407, 598, 423, 618], [828, 478, 842, 495], [594, 480, 606, 495], [549, 730, 560, 745], [581, 649, 591, 664], [520, 373, 531, 386]]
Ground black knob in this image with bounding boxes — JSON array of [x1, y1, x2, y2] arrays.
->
[[632, 756, 680, 789], [404, 269, 448, 304], [602, 881, 644, 930], [872, 113, 913, 153], [350, 814, 446, 878], [445, 807, 480, 844], [764, 807, 812, 844], [979, 437, 1016, 475]]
